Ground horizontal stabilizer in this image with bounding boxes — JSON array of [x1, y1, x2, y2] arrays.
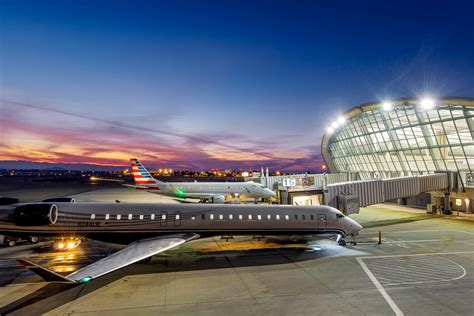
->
[[17, 259, 74, 283]]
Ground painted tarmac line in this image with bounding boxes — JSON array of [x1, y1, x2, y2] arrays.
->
[[359, 250, 474, 259], [356, 257, 404, 316]]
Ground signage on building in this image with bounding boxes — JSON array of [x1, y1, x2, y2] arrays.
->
[[282, 178, 296, 187]]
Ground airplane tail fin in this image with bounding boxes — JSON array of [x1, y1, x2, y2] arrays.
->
[[130, 158, 160, 185]]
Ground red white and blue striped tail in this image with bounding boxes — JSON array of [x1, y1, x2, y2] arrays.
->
[[130, 158, 159, 188]]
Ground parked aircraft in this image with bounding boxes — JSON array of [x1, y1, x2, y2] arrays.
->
[[0, 201, 362, 283], [124, 159, 275, 203]]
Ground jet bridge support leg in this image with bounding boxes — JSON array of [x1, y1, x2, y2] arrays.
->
[[443, 192, 452, 215]]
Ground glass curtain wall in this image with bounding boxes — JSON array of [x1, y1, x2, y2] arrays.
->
[[328, 101, 474, 188]]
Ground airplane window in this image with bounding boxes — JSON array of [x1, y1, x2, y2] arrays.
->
[[267, 214, 271, 220], [210, 214, 214, 220], [239, 214, 243, 220], [257, 215, 261, 220], [176, 214, 180, 220], [117, 214, 121, 220], [310, 215, 314, 220], [151, 214, 155, 220], [191, 214, 196, 220], [336, 213, 345, 218], [219, 214, 223, 220], [162, 214, 166, 220], [139, 215, 144, 220], [128, 214, 133, 220], [294, 215, 298, 220], [248, 214, 252, 220], [302, 215, 305, 220], [229, 214, 233, 220], [105, 214, 110, 220], [91, 214, 95, 220], [285, 215, 289, 220], [201, 214, 205, 220], [276, 214, 280, 220]]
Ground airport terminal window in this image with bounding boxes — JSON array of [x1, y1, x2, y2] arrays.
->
[[90, 214, 95, 219], [285, 215, 289, 220], [105, 214, 110, 220], [210, 214, 214, 220], [248, 214, 252, 220], [239, 214, 243, 220], [176, 214, 180, 220], [302, 215, 306, 220], [151, 214, 155, 220], [117, 214, 121, 220], [139, 215, 144, 220], [219, 214, 223, 220], [128, 214, 133, 220], [276, 214, 280, 220], [257, 215, 261, 220], [201, 214, 205, 220], [267, 214, 271, 220], [229, 214, 233, 220], [162, 214, 166, 220], [310, 215, 314, 220], [294, 215, 298, 220]]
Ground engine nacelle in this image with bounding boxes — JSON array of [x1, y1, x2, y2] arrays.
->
[[13, 204, 58, 226], [211, 195, 226, 203]]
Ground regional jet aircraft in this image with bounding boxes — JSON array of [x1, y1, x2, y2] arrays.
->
[[125, 159, 275, 203], [0, 202, 362, 283]]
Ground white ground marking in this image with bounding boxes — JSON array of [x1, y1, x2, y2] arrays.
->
[[356, 257, 404, 316], [356, 251, 473, 316]]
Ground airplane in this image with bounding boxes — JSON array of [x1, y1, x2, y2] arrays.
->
[[124, 158, 275, 203], [0, 201, 362, 284]]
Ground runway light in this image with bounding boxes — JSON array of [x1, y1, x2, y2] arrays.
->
[[57, 242, 65, 249], [382, 101, 393, 111], [326, 127, 334, 134], [420, 98, 435, 109], [67, 241, 75, 249]]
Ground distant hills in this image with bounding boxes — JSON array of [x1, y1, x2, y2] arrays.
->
[[0, 160, 127, 171]]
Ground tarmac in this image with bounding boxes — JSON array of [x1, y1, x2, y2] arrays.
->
[[0, 182, 473, 315]]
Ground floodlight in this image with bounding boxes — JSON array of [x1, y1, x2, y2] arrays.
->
[[337, 116, 346, 124], [420, 98, 435, 109], [326, 127, 334, 134], [382, 101, 393, 111]]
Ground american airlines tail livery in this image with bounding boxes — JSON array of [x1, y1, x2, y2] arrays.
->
[[125, 158, 275, 203]]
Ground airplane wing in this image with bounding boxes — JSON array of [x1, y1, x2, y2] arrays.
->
[[122, 184, 150, 189], [18, 233, 199, 283]]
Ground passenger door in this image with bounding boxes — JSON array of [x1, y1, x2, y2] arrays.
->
[[317, 214, 327, 229]]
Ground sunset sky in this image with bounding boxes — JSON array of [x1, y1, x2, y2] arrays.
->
[[1, 0, 473, 171]]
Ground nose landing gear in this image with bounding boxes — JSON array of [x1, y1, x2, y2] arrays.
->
[[336, 234, 346, 246]]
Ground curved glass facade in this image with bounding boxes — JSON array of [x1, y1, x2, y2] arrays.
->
[[323, 98, 474, 188]]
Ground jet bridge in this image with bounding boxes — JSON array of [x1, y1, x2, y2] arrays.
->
[[324, 173, 451, 214]]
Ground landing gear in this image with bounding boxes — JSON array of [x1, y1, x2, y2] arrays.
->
[[336, 234, 346, 246]]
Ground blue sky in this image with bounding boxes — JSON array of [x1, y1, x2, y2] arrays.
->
[[1, 0, 473, 170]]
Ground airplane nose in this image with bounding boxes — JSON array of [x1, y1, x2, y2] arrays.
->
[[266, 189, 276, 198]]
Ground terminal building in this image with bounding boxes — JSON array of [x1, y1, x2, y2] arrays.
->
[[321, 97, 474, 212]]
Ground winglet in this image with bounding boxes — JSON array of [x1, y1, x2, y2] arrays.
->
[[17, 259, 76, 283]]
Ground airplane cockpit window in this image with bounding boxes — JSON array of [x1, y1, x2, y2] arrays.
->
[[336, 213, 345, 218]]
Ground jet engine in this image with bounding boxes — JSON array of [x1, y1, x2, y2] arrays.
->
[[13, 203, 59, 226], [211, 195, 226, 203]]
